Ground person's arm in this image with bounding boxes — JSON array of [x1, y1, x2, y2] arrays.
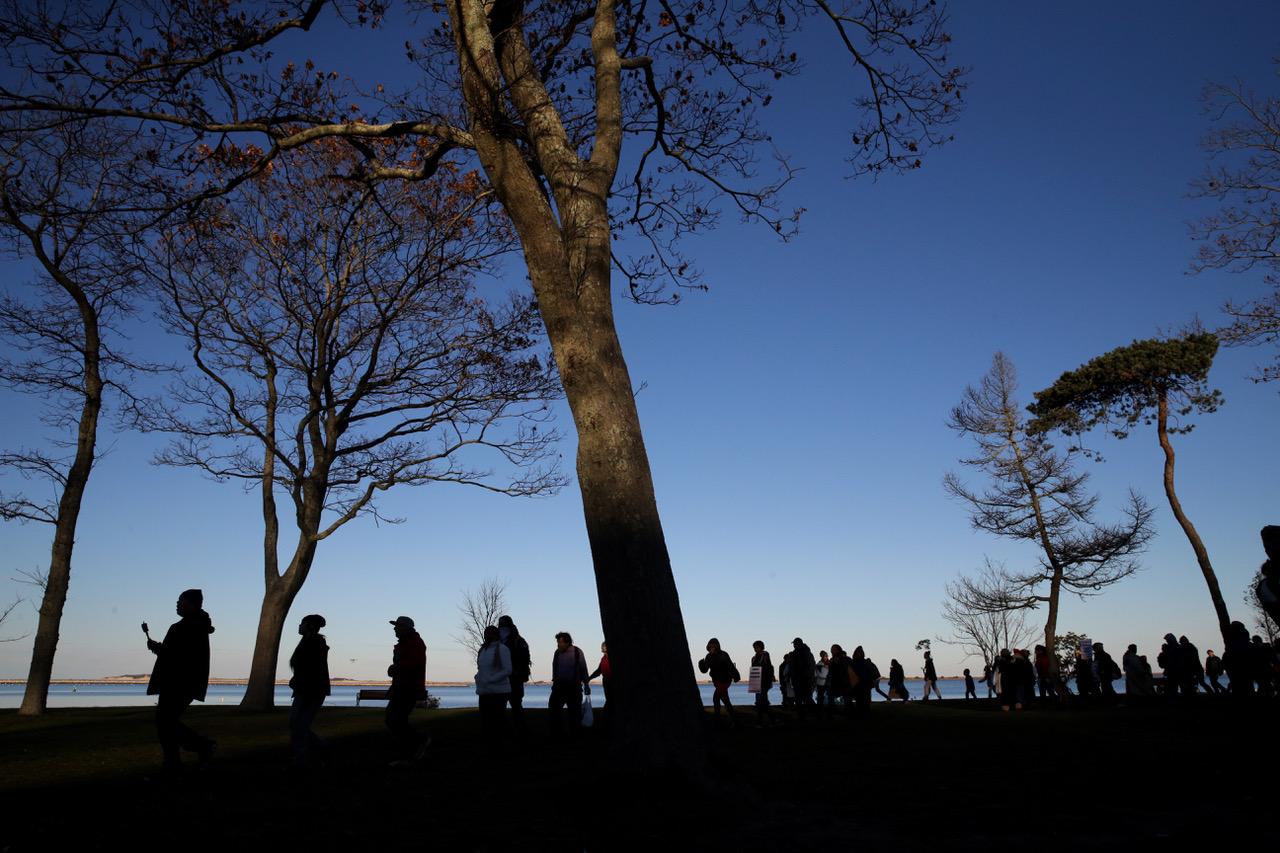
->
[[589, 660, 603, 681], [498, 644, 513, 682], [576, 647, 590, 692]]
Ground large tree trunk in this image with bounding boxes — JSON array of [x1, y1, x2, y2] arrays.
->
[[18, 291, 102, 716], [1156, 392, 1231, 644], [241, 539, 317, 709]]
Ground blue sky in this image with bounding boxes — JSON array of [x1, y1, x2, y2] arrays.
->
[[1, 2, 1277, 683]]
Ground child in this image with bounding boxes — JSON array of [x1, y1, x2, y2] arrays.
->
[[963, 667, 977, 700]]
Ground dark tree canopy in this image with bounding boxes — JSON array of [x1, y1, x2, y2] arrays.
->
[[1026, 333, 1222, 444]]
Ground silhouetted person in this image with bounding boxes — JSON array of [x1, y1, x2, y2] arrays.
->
[[995, 649, 1020, 711], [497, 615, 532, 732], [888, 658, 909, 701], [866, 655, 889, 700], [750, 640, 776, 726], [981, 661, 995, 699], [1122, 644, 1152, 697], [475, 625, 512, 739], [790, 638, 817, 718], [1258, 526, 1280, 626], [287, 613, 330, 768], [1179, 636, 1210, 694], [588, 641, 612, 723], [1093, 642, 1119, 699], [146, 588, 216, 776], [1223, 621, 1253, 696], [1013, 649, 1035, 707], [1204, 649, 1226, 695], [963, 668, 977, 700], [1158, 633, 1186, 696], [921, 651, 941, 701], [778, 652, 794, 708], [386, 615, 428, 764], [1034, 645, 1055, 700], [850, 646, 874, 716], [1074, 650, 1098, 698], [827, 644, 855, 716], [1252, 635, 1276, 697], [814, 650, 831, 708], [698, 637, 740, 727], [549, 631, 590, 736]]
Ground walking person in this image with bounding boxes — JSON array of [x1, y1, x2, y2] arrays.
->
[[814, 650, 831, 709], [790, 638, 817, 719], [849, 646, 874, 716], [866, 655, 889, 700], [1224, 621, 1254, 696], [1074, 650, 1098, 698], [1093, 642, 1120, 699], [698, 638, 740, 727], [995, 649, 1018, 711], [981, 661, 996, 699], [826, 644, 856, 717], [549, 631, 591, 737], [386, 616, 429, 764], [1180, 636, 1211, 694], [287, 613, 330, 768], [921, 650, 942, 701], [888, 658, 909, 702], [1123, 644, 1152, 697], [963, 668, 977, 700], [1204, 649, 1226, 695], [1158, 633, 1186, 696], [750, 640, 776, 726], [588, 641, 612, 723], [497, 615, 532, 732], [475, 625, 512, 739], [779, 652, 794, 708], [145, 588, 216, 777], [1034, 645, 1055, 700]]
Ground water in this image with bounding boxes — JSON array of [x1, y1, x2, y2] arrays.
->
[[0, 679, 983, 709]]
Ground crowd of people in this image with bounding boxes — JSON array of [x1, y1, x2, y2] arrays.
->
[[138, 526, 1280, 775]]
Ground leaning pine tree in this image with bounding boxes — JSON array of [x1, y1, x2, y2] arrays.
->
[[1026, 332, 1230, 644], [944, 352, 1154, 685]]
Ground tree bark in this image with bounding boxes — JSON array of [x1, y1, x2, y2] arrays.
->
[[1156, 391, 1231, 644], [18, 277, 103, 716], [241, 535, 317, 709]]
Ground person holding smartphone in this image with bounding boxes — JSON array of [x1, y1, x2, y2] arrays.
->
[[145, 588, 216, 776]]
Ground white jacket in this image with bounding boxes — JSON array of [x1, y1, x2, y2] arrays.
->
[[475, 641, 513, 695]]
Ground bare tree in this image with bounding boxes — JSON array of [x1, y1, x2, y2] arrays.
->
[[0, 597, 27, 642], [0, 118, 155, 715], [939, 561, 1037, 667], [1246, 569, 1280, 643], [138, 142, 563, 709], [945, 353, 1154, 681], [454, 577, 509, 653], [0, 0, 967, 766], [1190, 66, 1280, 384]]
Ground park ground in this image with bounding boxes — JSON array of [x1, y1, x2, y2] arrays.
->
[[1, 697, 1276, 851]]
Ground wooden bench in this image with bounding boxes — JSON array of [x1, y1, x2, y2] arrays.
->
[[355, 688, 439, 709]]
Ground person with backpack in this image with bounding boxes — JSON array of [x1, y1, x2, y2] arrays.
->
[[475, 625, 512, 738], [866, 655, 889, 700], [1093, 642, 1120, 699], [497, 615, 532, 731], [698, 637, 740, 727], [145, 588, 217, 777], [287, 613, 330, 768], [549, 631, 591, 737], [750, 640, 777, 726]]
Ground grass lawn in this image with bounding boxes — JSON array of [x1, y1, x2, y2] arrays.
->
[[1, 697, 1275, 850]]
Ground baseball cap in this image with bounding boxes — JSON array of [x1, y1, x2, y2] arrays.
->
[[389, 616, 415, 629]]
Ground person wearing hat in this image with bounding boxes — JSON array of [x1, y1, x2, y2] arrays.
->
[[145, 588, 216, 776], [386, 615, 428, 763], [287, 614, 330, 767]]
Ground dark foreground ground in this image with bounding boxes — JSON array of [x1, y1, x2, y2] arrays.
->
[[1, 697, 1276, 851]]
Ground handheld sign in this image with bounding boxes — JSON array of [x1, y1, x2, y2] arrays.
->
[[748, 665, 763, 693]]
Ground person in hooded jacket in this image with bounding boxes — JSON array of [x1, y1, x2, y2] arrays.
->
[[497, 615, 532, 731], [888, 658, 909, 701], [146, 588, 217, 775], [1179, 636, 1210, 694], [475, 625, 513, 738], [1093, 642, 1120, 699], [790, 638, 817, 719], [287, 613, 330, 767]]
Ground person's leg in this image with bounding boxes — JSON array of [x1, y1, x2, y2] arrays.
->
[[289, 697, 320, 766], [385, 693, 418, 757], [155, 693, 183, 771], [508, 679, 526, 731], [548, 683, 565, 735], [566, 687, 583, 734]]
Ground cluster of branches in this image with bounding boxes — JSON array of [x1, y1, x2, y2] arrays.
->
[[1191, 64, 1280, 384], [453, 576, 509, 653], [939, 560, 1038, 665]]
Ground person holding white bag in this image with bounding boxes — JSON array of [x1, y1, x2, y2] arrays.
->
[[549, 631, 591, 737], [475, 625, 513, 738]]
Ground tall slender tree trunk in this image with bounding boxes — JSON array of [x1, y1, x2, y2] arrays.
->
[[19, 294, 102, 716], [241, 537, 317, 709], [1156, 392, 1231, 644]]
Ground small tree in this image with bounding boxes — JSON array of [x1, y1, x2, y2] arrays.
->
[[940, 562, 1038, 667], [1027, 332, 1230, 643], [142, 143, 563, 709], [0, 119, 154, 714], [945, 352, 1153, 678], [1053, 631, 1086, 686], [1190, 67, 1280, 384], [454, 577, 509, 653], [1245, 569, 1280, 643]]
